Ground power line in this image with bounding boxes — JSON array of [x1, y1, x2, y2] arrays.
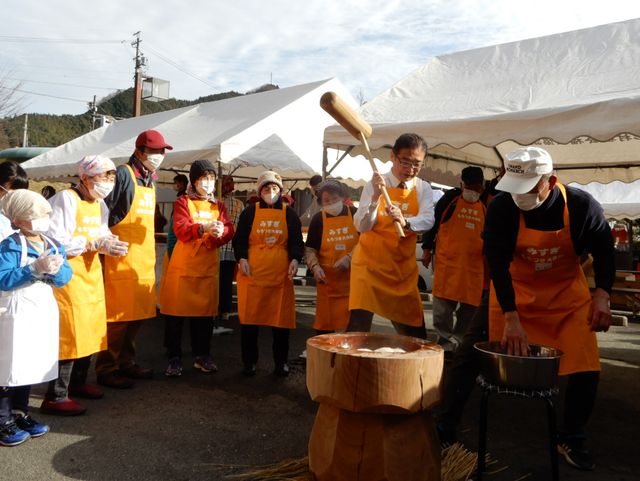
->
[[145, 44, 219, 90], [0, 35, 124, 44], [4, 77, 123, 91], [0, 85, 87, 103]]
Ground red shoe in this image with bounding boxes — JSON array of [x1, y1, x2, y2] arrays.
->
[[40, 398, 87, 416], [68, 384, 104, 400]]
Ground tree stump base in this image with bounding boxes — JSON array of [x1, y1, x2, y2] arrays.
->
[[309, 403, 441, 481]]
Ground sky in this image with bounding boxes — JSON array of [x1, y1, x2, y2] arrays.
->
[[2, 0, 640, 116]]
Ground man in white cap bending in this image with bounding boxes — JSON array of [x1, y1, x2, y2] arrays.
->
[[483, 146, 614, 471]]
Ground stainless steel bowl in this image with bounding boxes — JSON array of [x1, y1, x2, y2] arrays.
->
[[474, 341, 563, 390]]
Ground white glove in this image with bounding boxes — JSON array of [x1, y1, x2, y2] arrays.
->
[[239, 258, 251, 276], [31, 253, 64, 275], [93, 235, 129, 257], [333, 255, 351, 271], [205, 220, 224, 238], [312, 264, 326, 283]]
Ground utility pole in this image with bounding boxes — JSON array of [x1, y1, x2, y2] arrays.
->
[[89, 95, 98, 130], [132, 31, 145, 117], [22, 114, 28, 148]]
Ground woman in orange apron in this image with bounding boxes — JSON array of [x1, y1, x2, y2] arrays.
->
[[486, 147, 614, 471], [159, 160, 233, 377], [233, 171, 304, 377], [305, 180, 358, 333], [42, 156, 129, 416]]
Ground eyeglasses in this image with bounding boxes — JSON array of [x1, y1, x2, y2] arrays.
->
[[398, 158, 423, 170]]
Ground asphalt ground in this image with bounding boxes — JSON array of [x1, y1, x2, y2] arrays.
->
[[1, 286, 639, 481]]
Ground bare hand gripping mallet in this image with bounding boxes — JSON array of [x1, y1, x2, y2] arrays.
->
[[320, 91, 405, 237]]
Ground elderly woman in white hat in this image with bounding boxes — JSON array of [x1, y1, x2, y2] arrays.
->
[[0, 190, 72, 446], [40, 155, 129, 416], [232, 171, 304, 377]]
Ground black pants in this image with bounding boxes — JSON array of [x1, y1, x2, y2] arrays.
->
[[164, 315, 214, 358], [219, 260, 236, 315], [241, 324, 289, 366], [346, 309, 428, 339], [46, 356, 92, 402], [0, 385, 30, 424], [437, 291, 600, 439]]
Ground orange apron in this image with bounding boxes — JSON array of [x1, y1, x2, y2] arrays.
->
[[159, 198, 221, 316], [315, 209, 358, 331], [432, 196, 486, 306], [236, 204, 295, 328], [104, 165, 156, 322], [54, 190, 107, 360], [489, 184, 599, 375], [349, 186, 422, 326]]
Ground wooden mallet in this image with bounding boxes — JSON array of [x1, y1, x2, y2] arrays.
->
[[320, 91, 405, 237]]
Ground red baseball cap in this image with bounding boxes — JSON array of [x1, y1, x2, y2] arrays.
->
[[135, 130, 173, 150]]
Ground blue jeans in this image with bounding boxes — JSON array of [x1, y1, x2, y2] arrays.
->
[[0, 385, 31, 424]]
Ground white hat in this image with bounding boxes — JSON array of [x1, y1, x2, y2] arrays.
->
[[78, 155, 116, 178], [257, 170, 283, 192], [495, 147, 553, 194], [2, 189, 52, 222]]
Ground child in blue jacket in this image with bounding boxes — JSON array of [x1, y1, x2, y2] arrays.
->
[[0, 190, 72, 446]]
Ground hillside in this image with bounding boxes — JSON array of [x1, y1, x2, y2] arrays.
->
[[0, 84, 278, 149]]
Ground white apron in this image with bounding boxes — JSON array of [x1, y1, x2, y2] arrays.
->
[[0, 234, 60, 386]]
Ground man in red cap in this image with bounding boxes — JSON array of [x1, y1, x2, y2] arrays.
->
[[96, 130, 172, 389]]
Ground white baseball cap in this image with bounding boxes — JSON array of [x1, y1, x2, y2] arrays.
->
[[495, 147, 554, 194]]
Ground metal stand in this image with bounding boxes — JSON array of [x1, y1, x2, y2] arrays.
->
[[476, 375, 559, 481]]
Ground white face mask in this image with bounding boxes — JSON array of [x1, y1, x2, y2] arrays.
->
[[197, 180, 216, 196], [323, 200, 343, 216], [261, 191, 280, 205], [29, 217, 50, 233], [91, 181, 115, 199], [142, 153, 164, 171], [462, 189, 481, 203], [511, 192, 544, 211]]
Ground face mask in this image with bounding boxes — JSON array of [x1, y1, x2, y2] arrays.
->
[[511, 192, 543, 211], [142, 153, 164, 171], [261, 191, 280, 205], [323, 200, 343, 216], [29, 217, 50, 233], [90, 181, 115, 199], [462, 189, 481, 203], [197, 180, 215, 196]]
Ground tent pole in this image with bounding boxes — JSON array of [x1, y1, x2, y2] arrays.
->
[[322, 146, 328, 180], [327, 146, 353, 176]]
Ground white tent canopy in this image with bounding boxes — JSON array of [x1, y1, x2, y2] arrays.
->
[[22, 78, 360, 186], [570, 180, 640, 220], [324, 19, 640, 185]]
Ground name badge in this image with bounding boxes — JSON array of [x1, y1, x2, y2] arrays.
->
[[465, 222, 476, 230], [535, 262, 553, 271], [335, 243, 346, 251], [265, 236, 276, 245]]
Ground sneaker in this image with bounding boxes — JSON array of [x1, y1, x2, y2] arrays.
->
[[193, 355, 218, 373], [119, 364, 153, 380], [298, 350, 307, 359], [13, 413, 49, 437], [212, 326, 234, 335], [274, 363, 290, 377], [165, 357, 183, 377], [0, 421, 30, 446], [40, 398, 87, 416], [558, 438, 595, 471]]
